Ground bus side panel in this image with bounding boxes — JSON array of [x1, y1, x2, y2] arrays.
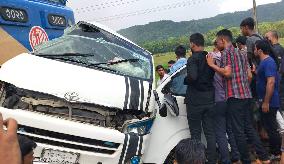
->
[[0, 27, 28, 65], [1, 26, 65, 51], [0, 0, 75, 64]]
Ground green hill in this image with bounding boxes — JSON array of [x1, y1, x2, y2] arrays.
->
[[118, 0, 284, 44], [141, 20, 284, 54]]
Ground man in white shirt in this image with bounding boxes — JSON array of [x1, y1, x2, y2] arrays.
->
[[156, 65, 169, 86]]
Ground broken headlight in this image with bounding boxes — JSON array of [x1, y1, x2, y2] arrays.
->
[[124, 119, 154, 136]]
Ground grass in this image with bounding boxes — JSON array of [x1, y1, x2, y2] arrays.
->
[[280, 38, 284, 46], [154, 52, 176, 69], [153, 46, 213, 69]]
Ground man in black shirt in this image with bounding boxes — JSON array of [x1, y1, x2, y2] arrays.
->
[[266, 30, 284, 110], [240, 17, 263, 99], [266, 31, 284, 72], [185, 33, 216, 164], [240, 17, 263, 67]]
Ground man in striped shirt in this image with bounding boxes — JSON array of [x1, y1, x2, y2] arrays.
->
[[206, 29, 270, 164]]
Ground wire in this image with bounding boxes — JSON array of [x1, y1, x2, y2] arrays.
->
[[86, 0, 210, 22], [92, 0, 209, 22], [74, 0, 141, 13]]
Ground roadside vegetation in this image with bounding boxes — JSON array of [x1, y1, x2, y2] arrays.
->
[[146, 20, 284, 55]]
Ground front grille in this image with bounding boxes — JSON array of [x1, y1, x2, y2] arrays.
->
[[18, 125, 120, 155]]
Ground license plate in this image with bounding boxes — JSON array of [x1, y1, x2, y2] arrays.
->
[[40, 149, 79, 164]]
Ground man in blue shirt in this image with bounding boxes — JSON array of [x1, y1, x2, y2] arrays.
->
[[255, 40, 282, 157], [169, 45, 187, 74]]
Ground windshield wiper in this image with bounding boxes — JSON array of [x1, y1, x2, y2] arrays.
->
[[93, 58, 140, 66], [32, 52, 94, 57], [36, 55, 90, 66], [33, 54, 120, 73]]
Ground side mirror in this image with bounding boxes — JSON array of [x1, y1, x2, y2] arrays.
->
[[159, 94, 179, 117], [161, 82, 171, 94], [153, 90, 167, 117], [159, 103, 167, 117]]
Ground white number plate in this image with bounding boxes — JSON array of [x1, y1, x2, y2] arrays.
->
[[40, 149, 79, 164]]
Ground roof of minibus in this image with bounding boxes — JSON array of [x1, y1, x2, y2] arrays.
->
[[86, 21, 151, 55]]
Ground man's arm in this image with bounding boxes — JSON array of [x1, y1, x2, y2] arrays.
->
[[187, 57, 198, 82], [262, 77, 275, 113], [248, 65, 253, 83], [247, 67, 253, 83], [280, 46, 284, 73], [246, 38, 254, 66], [206, 55, 232, 78]]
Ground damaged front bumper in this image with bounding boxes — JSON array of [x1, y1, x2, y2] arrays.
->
[[0, 107, 149, 164]]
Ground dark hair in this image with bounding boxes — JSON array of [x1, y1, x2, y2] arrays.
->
[[255, 40, 271, 54], [216, 29, 233, 42], [270, 30, 279, 39], [175, 45, 186, 57], [256, 40, 280, 69], [240, 17, 255, 30], [155, 65, 165, 71], [232, 41, 237, 48], [190, 33, 205, 47], [236, 36, 247, 45], [18, 135, 37, 159], [175, 139, 206, 164], [168, 60, 176, 64]]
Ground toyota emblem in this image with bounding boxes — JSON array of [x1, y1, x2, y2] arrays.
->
[[64, 92, 80, 102]]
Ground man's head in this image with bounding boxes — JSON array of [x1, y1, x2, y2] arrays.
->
[[212, 40, 220, 52], [156, 65, 166, 78], [18, 135, 37, 164], [215, 29, 233, 51], [240, 17, 255, 36], [175, 45, 186, 59], [168, 60, 176, 68], [189, 33, 205, 52], [175, 139, 206, 164], [236, 35, 247, 50], [254, 40, 271, 58], [265, 30, 279, 45]]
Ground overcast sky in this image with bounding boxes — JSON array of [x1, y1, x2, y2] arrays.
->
[[67, 0, 281, 30]]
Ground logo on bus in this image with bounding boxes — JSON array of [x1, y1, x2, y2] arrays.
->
[[29, 26, 49, 51]]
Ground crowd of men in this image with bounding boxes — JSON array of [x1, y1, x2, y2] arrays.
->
[[157, 17, 284, 164]]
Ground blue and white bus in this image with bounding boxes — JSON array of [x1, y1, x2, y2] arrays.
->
[[0, 0, 75, 64]]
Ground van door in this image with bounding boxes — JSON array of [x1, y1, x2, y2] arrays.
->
[[142, 67, 189, 164], [163, 67, 188, 117]]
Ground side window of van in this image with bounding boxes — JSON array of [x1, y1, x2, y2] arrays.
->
[[169, 68, 187, 96]]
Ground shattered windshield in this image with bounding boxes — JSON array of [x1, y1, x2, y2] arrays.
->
[[34, 23, 153, 80]]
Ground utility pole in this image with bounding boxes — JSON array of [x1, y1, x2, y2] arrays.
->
[[253, 0, 259, 33]]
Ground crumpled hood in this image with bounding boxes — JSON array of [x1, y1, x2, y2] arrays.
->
[[0, 54, 151, 111]]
